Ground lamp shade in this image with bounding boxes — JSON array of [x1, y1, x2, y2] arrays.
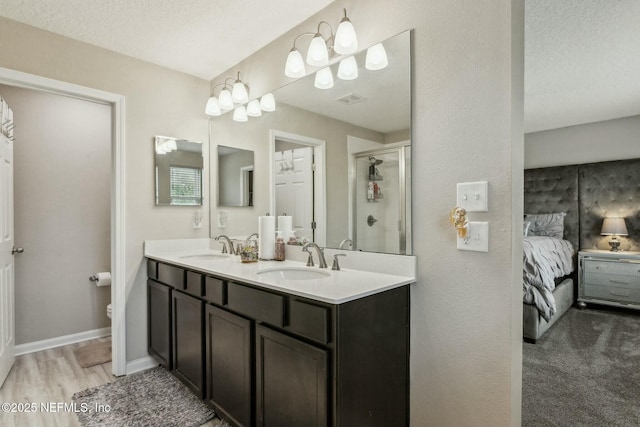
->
[[307, 33, 329, 66], [260, 93, 276, 112], [314, 67, 334, 89], [233, 105, 248, 122], [337, 56, 358, 80], [285, 48, 306, 78], [601, 217, 628, 236], [334, 15, 358, 54], [246, 99, 262, 117], [205, 96, 221, 116], [365, 43, 388, 71], [218, 88, 233, 110], [232, 80, 249, 104]]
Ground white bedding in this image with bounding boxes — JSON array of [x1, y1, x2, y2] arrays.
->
[[522, 236, 574, 321]]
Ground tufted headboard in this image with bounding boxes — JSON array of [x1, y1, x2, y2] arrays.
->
[[524, 165, 579, 251], [579, 159, 640, 251], [524, 159, 640, 252]]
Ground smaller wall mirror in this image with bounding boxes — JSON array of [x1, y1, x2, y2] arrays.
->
[[154, 136, 203, 206], [218, 145, 254, 207]]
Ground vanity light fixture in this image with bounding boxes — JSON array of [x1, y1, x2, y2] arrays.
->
[[205, 73, 275, 120], [205, 81, 234, 116], [284, 8, 358, 78]]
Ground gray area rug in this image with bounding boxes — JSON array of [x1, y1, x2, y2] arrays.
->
[[523, 307, 640, 427], [72, 366, 217, 427]]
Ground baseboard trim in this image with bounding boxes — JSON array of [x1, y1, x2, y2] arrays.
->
[[125, 355, 158, 375], [15, 327, 112, 356]]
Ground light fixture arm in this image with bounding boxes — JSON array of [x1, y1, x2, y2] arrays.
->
[[209, 82, 231, 96], [316, 21, 334, 43], [291, 32, 315, 49]]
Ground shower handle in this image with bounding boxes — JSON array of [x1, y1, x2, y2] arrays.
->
[[11, 246, 24, 255], [367, 215, 378, 227]]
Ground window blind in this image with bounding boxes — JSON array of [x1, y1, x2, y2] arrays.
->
[[169, 166, 202, 205]]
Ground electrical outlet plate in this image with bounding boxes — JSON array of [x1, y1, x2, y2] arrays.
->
[[456, 181, 488, 212], [457, 221, 489, 252]]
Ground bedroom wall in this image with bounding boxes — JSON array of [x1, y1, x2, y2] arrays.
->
[[525, 115, 640, 168]]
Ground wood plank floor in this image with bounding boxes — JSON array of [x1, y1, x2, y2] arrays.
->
[[0, 338, 224, 427]]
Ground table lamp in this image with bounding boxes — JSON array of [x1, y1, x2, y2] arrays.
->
[[601, 217, 628, 252]]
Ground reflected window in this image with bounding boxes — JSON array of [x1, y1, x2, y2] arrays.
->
[[169, 166, 202, 205]]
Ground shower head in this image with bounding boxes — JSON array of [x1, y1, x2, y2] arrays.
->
[[369, 156, 383, 165]]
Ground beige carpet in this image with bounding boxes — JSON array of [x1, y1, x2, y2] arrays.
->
[[73, 339, 112, 368]]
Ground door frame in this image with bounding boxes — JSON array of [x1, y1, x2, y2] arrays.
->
[[269, 129, 326, 247], [0, 67, 127, 376]]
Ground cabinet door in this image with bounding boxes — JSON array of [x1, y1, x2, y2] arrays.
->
[[256, 325, 328, 427], [147, 280, 171, 369], [205, 305, 252, 427], [172, 290, 204, 398]]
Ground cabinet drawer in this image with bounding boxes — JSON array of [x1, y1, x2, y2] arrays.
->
[[204, 276, 225, 305], [185, 271, 204, 297], [228, 283, 284, 327], [158, 263, 186, 289], [583, 271, 640, 289], [289, 300, 330, 343], [147, 259, 158, 280], [584, 260, 640, 277], [584, 284, 640, 304]]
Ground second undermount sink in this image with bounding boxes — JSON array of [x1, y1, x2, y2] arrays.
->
[[179, 253, 229, 262], [257, 267, 331, 281]]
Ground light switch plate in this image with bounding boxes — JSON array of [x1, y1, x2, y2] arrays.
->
[[456, 181, 488, 212], [457, 221, 489, 252]]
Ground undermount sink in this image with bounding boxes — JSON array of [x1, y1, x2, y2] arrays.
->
[[257, 267, 331, 281], [179, 253, 229, 261]]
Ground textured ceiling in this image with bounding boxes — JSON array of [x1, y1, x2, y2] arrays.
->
[[0, 0, 333, 81], [0, 1, 637, 133], [525, 0, 640, 133]]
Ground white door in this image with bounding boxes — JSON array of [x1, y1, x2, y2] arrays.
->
[[274, 147, 314, 241], [0, 125, 15, 388]]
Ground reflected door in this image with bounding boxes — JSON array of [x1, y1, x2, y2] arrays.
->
[[0, 128, 14, 388], [352, 146, 408, 254], [274, 147, 314, 241]]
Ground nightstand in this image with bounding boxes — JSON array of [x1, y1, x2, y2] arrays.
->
[[578, 250, 640, 310]]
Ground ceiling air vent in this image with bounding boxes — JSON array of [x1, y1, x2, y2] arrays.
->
[[335, 93, 367, 106]]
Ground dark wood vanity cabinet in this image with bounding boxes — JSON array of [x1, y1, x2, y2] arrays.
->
[[147, 279, 172, 369], [256, 324, 328, 427], [172, 290, 205, 399], [205, 304, 253, 427], [147, 260, 409, 427]]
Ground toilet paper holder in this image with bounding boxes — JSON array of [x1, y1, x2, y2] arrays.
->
[[89, 275, 99, 281]]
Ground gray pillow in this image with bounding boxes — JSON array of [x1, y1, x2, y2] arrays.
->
[[524, 212, 566, 239]]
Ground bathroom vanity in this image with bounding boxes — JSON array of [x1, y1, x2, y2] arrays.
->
[[145, 240, 414, 427]]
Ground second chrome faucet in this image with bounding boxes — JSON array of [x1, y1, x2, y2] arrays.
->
[[302, 242, 328, 268]]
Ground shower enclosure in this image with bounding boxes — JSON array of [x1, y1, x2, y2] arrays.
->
[[351, 145, 411, 254]]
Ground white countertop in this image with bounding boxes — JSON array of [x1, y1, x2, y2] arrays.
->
[[144, 242, 415, 304]]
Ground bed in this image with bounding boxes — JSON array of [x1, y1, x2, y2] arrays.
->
[[523, 166, 579, 343]]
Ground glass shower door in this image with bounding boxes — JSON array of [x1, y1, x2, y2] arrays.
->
[[352, 146, 409, 254]]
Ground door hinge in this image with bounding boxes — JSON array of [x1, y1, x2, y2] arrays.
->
[[312, 163, 316, 171], [311, 221, 317, 230]]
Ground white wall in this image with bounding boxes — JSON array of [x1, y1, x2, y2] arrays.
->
[[0, 84, 111, 344], [525, 115, 640, 168], [212, 1, 525, 425], [0, 17, 211, 362]]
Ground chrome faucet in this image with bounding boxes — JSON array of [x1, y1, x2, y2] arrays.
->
[[246, 232, 259, 241], [215, 234, 235, 255], [338, 238, 353, 250], [302, 242, 328, 268]]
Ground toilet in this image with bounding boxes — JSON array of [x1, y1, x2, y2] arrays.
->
[[107, 303, 112, 320]]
